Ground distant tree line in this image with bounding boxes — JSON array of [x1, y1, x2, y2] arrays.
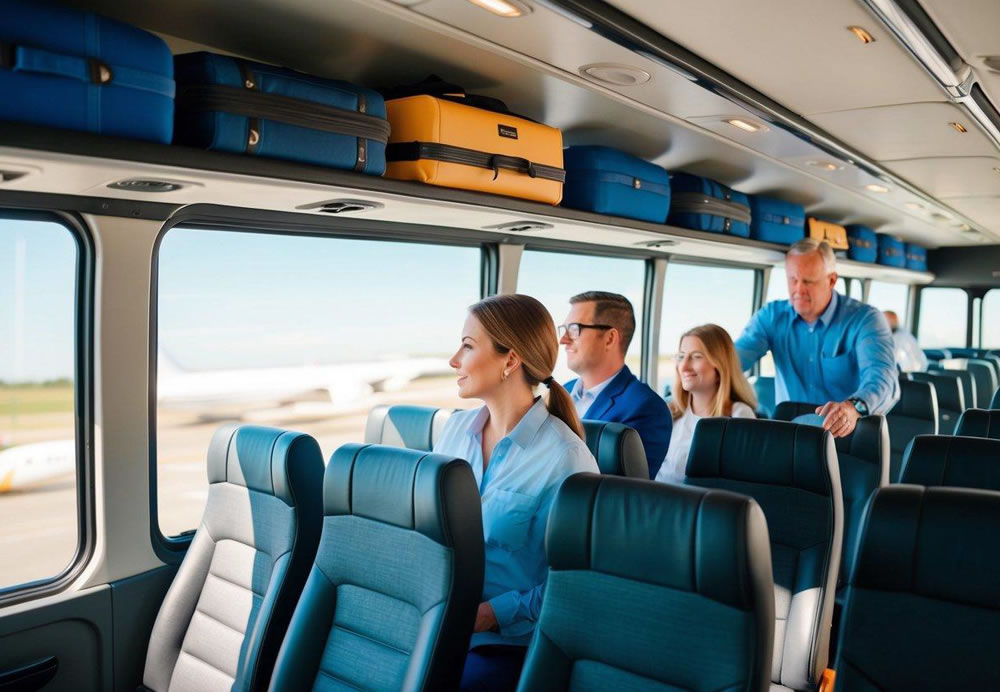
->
[[0, 378, 73, 388]]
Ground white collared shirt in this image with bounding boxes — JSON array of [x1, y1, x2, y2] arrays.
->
[[570, 367, 622, 419], [655, 402, 756, 484]]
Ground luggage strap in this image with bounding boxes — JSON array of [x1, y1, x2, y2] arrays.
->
[[0, 41, 175, 98], [589, 171, 670, 196], [176, 85, 391, 143], [387, 142, 566, 183], [758, 211, 804, 226], [671, 192, 751, 224]]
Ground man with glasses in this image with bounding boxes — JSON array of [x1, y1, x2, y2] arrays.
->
[[561, 291, 672, 479]]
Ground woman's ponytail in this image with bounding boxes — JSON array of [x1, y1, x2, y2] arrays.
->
[[543, 379, 585, 440]]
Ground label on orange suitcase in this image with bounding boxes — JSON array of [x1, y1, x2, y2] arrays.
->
[[385, 95, 564, 204]]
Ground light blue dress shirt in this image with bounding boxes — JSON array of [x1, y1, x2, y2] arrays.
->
[[433, 397, 598, 648], [734, 292, 900, 415], [569, 367, 621, 419]]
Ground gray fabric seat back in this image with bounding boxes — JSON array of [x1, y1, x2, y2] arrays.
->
[[956, 408, 1000, 440], [900, 434, 1000, 490], [887, 379, 938, 483], [910, 371, 963, 434], [143, 424, 324, 692], [364, 404, 454, 451], [834, 485, 1000, 690], [684, 417, 843, 691], [517, 474, 774, 692], [581, 420, 649, 478], [268, 443, 484, 692]]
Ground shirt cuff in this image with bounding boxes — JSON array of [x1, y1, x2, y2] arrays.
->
[[489, 591, 521, 632]]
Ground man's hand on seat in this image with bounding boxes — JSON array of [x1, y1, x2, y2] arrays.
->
[[815, 400, 859, 438]]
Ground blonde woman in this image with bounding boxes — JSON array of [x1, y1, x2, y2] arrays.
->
[[433, 294, 598, 691], [655, 324, 758, 485]]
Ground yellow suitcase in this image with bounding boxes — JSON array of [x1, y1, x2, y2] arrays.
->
[[385, 95, 564, 205], [807, 218, 849, 250]]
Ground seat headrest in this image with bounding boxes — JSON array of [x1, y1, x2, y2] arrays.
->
[[772, 401, 816, 422], [363, 405, 454, 452], [546, 473, 772, 611], [852, 485, 1000, 609], [911, 372, 963, 412], [956, 409, 1000, 440], [891, 378, 938, 420], [900, 434, 1000, 491], [686, 417, 838, 496], [206, 424, 323, 507], [324, 443, 478, 546], [582, 420, 649, 478], [774, 402, 885, 468]]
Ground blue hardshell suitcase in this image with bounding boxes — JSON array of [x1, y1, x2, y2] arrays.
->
[[174, 52, 390, 174], [846, 225, 878, 263], [667, 173, 751, 236], [906, 243, 928, 272], [877, 234, 906, 268], [561, 146, 670, 222], [0, 0, 174, 142], [748, 195, 805, 244]]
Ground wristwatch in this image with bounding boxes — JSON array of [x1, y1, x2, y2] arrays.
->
[[847, 397, 869, 416]]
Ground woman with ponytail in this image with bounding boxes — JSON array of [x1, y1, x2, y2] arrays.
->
[[433, 294, 598, 691]]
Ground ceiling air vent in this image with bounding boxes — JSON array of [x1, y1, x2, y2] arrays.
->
[[108, 178, 185, 193], [635, 239, 679, 248], [298, 199, 384, 214], [483, 220, 554, 233]]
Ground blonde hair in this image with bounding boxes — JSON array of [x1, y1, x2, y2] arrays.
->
[[669, 324, 758, 419], [469, 294, 585, 439]]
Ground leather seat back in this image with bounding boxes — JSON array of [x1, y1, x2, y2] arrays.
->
[[834, 485, 1000, 690], [684, 418, 842, 691], [909, 372, 959, 434], [922, 348, 950, 361], [900, 434, 1000, 490], [364, 404, 454, 451], [968, 359, 999, 407], [956, 408, 1000, 440], [582, 420, 649, 478], [992, 386, 1000, 410], [773, 402, 889, 589], [517, 474, 774, 692], [887, 379, 938, 482], [269, 443, 484, 692], [928, 363, 978, 409], [143, 424, 324, 692]]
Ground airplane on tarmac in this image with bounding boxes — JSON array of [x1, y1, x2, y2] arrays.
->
[[0, 351, 450, 492]]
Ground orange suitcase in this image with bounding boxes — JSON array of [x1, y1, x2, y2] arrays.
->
[[385, 94, 564, 204], [807, 218, 849, 250]]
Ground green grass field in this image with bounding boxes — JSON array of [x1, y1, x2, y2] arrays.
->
[[0, 384, 74, 417]]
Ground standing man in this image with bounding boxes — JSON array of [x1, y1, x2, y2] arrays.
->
[[735, 238, 899, 437], [884, 310, 928, 372], [561, 291, 671, 478]]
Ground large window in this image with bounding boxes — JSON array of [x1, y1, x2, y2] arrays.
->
[[516, 250, 646, 382], [0, 218, 80, 591], [918, 287, 968, 349], [156, 228, 481, 537], [868, 281, 909, 321], [658, 263, 756, 389], [983, 289, 1000, 349]]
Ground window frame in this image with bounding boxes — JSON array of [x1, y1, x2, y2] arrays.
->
[[0, 209, 94, 606], [148, 210, 500, 560]]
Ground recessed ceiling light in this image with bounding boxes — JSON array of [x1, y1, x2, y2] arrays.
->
[[865, 183, 890, 193], [581, 63, 651, 86], [805, 160, 843, 171], [905, 202, 924, 210], [848, 26, 875, 44], [725, 118, 764, 133], [949, 121, 969, 133], [466, 0, 531, 17]]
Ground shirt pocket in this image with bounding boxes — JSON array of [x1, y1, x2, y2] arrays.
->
[[821, 351, 857, 386], [482, 488, 540, 553]]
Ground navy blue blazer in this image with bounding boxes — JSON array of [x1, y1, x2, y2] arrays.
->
[[565, 366, 672, 479]]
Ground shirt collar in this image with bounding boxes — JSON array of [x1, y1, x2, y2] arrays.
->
[[464, 397, 549, 449], [792, 291, 839, 327], [571, 367, 623, 400]]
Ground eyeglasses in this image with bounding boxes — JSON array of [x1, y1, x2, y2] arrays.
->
[[558, 322, 613, 340]]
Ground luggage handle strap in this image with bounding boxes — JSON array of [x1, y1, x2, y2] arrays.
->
[[0, 41, 175, 98], [671, 191, 752, 224], [387, 141, 566, 183]]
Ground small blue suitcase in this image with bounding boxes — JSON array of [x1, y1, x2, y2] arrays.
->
[[0, 0, 174, 143], [748, 195, 805, 244], [877, 234, 906, 268], [667, 173, 750, 237], [846, 225, 878, 263], [906, 242, 928, 272], [561, 146, 670, 222], [174, 52, 389, 174]]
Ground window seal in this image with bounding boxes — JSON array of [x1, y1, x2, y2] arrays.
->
[[0, 209, 95, 607]]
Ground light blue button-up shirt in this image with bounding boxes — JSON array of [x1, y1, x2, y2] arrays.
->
[[734, 292, 900, 414], [569, 367, 621, 419], [433, 397, 598, 648]]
